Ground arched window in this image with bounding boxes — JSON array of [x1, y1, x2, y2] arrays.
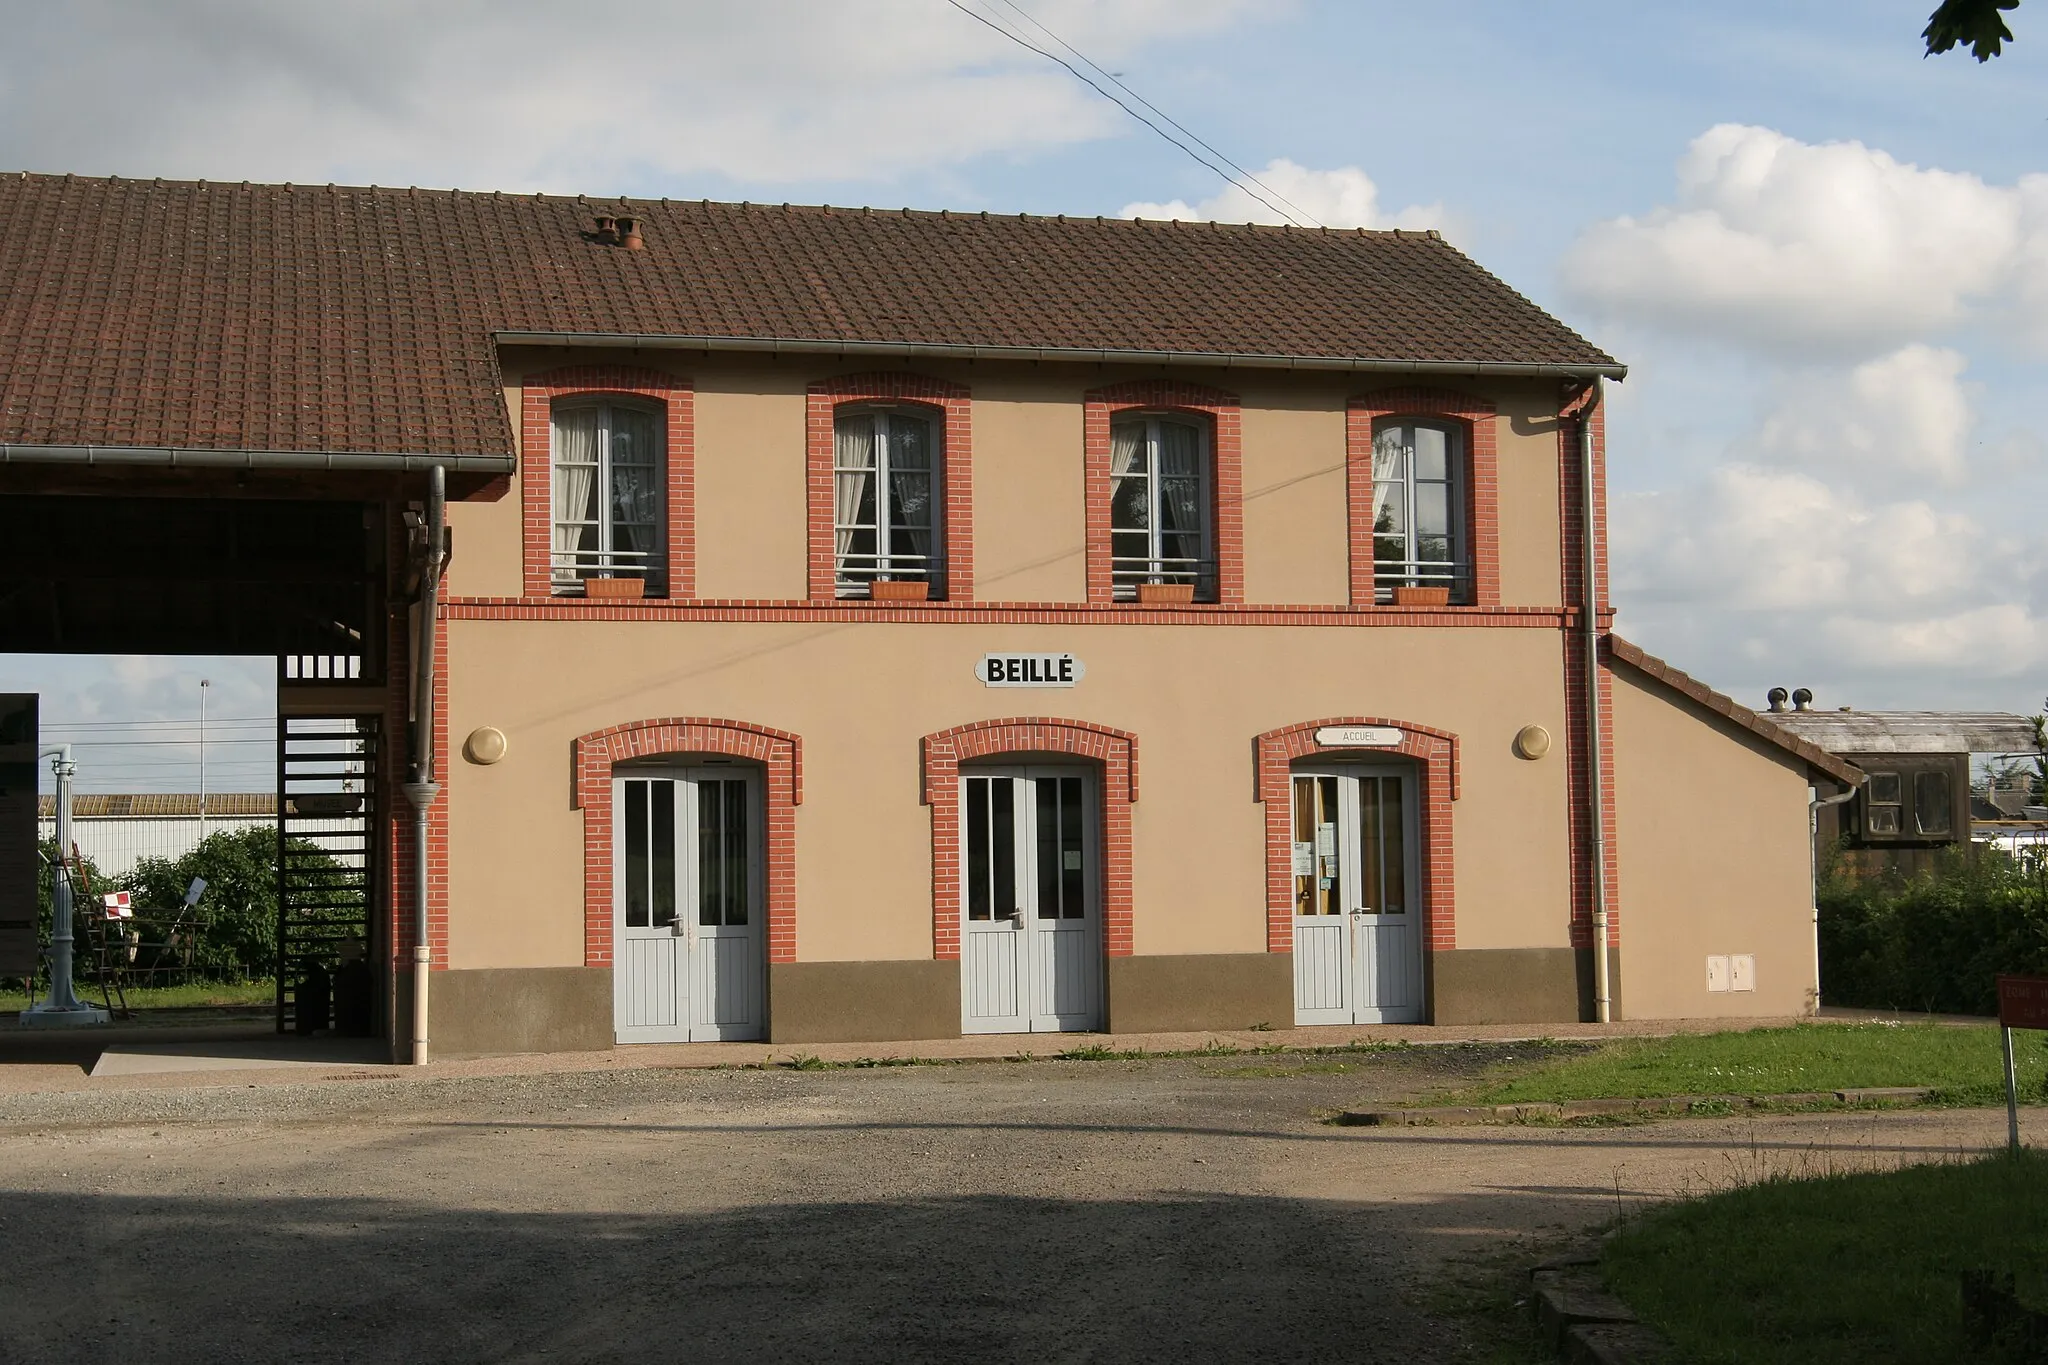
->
[[1371, 420, 1466, 602], [1109, 413, 1214, 601], [551, 399, 665, 594], [833, 406, 943, 596]]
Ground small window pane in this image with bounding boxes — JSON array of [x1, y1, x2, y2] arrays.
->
[[1372, 489, 1406, 537], [992, 778, 1016, 919], [624, 781, 650, 929], [1867, 772, 1902, 805], [723, 780, 749, 925], [698, 781, 723, 927], [650, 781, 676, 928], [1158, 422, 1201, 478], [1371, 426, 1405, 483], [888, 414, 931, 470], [1111, 476, 1150, 531], [1379, 778, 1406, 914], [1412, 426, 1449, 481], [1059, 777, 1085, 919], [1915, 771, 1952, 835], [1036, 780, 1061, 920], [967, 780, 992, 921], [1866, 806, 1900, 835], [1415, 483, 1450, 538]]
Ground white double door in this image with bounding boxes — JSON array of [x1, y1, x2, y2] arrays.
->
[[1291, 766, 1425, 1025], [960, 767, 1104, 1034], [613, 767, 766, 1043]]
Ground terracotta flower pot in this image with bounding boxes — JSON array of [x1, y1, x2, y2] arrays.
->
[[868, 580, 931, 601], [584, 576, 646, 600], [1391, 585, 1450, 607], [1136, 582, 1196, 604]]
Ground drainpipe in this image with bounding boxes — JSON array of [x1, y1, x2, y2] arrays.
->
[[1808, 781, 1859, 1014], [1578, 382, 1612, 1024], [401, 465, 446, 1065]]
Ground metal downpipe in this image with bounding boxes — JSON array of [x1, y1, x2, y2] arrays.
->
[[1808, 783, 1859, 1014], [1579, 383, 1612, 1024], [403, 466, 446, 1065]]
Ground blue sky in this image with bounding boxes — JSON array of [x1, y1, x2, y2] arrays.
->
[[3, 0, 2045, 789]]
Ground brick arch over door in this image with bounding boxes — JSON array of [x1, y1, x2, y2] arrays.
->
[[921, 718, 1138, 961], [521, 364, 696, 598], [807, 372, 974, 602], [1083, 379, 1243, 605], [1254, 717, 1458, 955], [1346, 387, 1498, 607], [573, 718, 802, 969]]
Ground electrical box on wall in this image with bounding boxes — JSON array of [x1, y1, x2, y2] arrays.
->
[[1729, 954, 1755, 992], [1706, 955, 1730, 993]]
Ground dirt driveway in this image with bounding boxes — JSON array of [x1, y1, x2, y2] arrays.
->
[[0, 1048, 2026, 1364]]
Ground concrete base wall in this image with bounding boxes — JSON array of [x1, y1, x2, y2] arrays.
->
[[1431, 947, 1620, 1025], [769, 960, 961, 1044], [430, 966, 611, 1058], [1106, 953, 1293, 1033]]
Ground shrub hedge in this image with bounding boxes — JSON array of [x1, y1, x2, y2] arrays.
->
[[1818, 846, 2048, 1015]]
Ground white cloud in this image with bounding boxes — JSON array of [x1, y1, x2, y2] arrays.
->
[[1613, 461, 2046, 692], [1562, 123, 2048, 355], [1750, 344, 1975, 485], [1120, 158, 1444, 229], [0, 0, 1256, 191]]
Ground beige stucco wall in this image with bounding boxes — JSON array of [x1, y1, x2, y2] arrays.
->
[[1610, 668, 1820, 1019], [453, 352, 1568, 614], [441, 618, 1578, 970], [1495, 392, 1565, 610]]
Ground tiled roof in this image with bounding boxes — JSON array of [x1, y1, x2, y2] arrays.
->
[[0, 173, 1620, 461], [1604, 636, 1864, 787]]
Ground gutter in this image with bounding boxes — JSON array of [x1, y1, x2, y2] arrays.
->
[[1577, 381, 1613, 1024], [400, 466, 446, 1066], [1808, 782, 1861, 1016], [492, 330, 1629, 381], [0, 444, 514, 474]]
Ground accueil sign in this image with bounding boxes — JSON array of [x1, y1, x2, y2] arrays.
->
[[977, 653, 1084, 688]]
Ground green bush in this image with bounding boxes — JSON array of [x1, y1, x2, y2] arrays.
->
[[123, 827, 345, 982], [1818, 846, 2048, 1015]]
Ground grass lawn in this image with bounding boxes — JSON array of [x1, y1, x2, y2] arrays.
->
[[1433, 1022, 2048, 1108], [0, 979, 274, 1013], [1604, 1149, 2048, 1364]]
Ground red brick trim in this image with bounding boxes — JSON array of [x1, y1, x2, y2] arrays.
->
[[1557, 387, 1619, 954], [443, 597, 1571, 627], [1346, 388, 1499, 607], [1254, 718, 1458, 956], [521, 365, 695, 599], [807, 373, 974, 602], [572, 718, 802, 968], [1083, 380, 1243, 605], [920, 718, 1138, 962]]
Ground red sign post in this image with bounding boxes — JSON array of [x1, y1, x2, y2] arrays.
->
[[1995, 975, 2048, 1152]]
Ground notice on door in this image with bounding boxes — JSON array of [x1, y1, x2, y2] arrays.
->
[[977, 653, 1084, 688]]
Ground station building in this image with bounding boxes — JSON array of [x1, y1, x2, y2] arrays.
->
[[0, 175, 1860, 1058]]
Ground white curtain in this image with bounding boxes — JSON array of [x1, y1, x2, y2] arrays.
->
[[552, 408, 600, 574], [1370, 425, 1408, 546], [1109, 421, 1146, 531], [834, 413, 875, 569], [1156, 422, 1203, 564], [888, 414, 934, 568]]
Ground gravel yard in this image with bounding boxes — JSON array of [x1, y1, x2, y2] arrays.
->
[[0, 1047, 2027, 1364]]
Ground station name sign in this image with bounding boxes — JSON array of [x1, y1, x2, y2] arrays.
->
[[1314, 725, 1403, 748], [977, 653, 1084, 688]]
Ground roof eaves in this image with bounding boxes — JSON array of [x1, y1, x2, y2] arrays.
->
[[492, 331, 1629, 380], [1604, 635, 1863, 787], [0, 444, 516, 473]]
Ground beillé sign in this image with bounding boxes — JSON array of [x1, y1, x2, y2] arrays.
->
[[977, 653, 1084, 688], [1314, 725, 1403, 748]]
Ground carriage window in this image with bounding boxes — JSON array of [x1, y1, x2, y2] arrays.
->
[[552, 401, 664, 593], [1371, 420, 1468, 602], [1110, 414, 1214, 601], [1914, 770, 1952, 836], [835, 408, 942, 596]]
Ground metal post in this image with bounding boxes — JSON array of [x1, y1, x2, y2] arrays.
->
[[2004, 1024, 2022, 1154], [198, 677, 210, 840], [21, 745, 109, 1027]]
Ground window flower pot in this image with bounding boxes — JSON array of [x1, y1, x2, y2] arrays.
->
[[868, 580, 931, 601], [584, 576, 646, 600], [1391, 585, 1449, 607], [1136, 582, 1197, 604]]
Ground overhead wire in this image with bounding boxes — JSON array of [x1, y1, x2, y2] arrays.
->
[[980, 0, 1324, 229], [942, 0, 1313, 228]]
